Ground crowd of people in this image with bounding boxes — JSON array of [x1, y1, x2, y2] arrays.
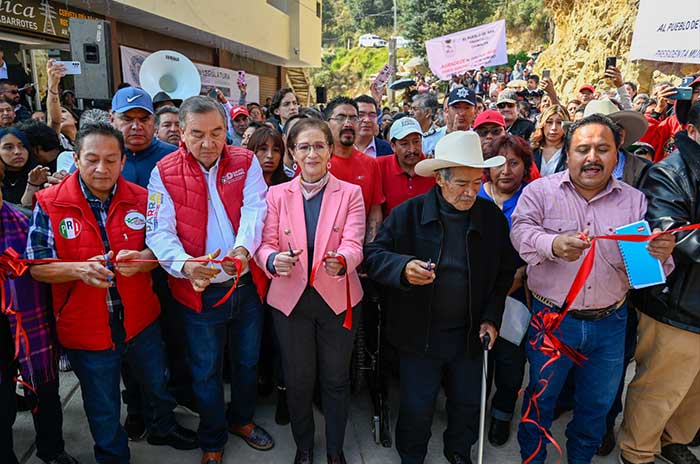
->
[[0, 51, 699, 464]]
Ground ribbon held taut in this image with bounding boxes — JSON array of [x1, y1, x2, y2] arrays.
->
[[522, 223, 700, 464]]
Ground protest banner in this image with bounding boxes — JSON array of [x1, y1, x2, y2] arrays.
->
[[425, 19, 508, 80], [119, 45, 260, 103], [629, 0, 700, 64]]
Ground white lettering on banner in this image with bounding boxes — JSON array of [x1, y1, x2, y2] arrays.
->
[[425, 19, 508, 81], [629, 0, 700, 64], [221, 168, 245, 185], [119, 45, 261, 103]]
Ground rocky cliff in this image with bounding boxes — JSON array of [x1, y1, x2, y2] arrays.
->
[[534, 0, 698, 100]]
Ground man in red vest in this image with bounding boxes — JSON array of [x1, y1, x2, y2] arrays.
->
[[146, 96, 272, 464], [26, 123, 197, 463]]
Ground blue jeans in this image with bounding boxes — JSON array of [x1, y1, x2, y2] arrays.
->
[[517, 299, 627, 464], [180, 281, 263, 452], [66, 321, 177, 464]]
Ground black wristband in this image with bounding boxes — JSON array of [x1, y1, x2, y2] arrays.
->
[[27, 181, 42, 187]]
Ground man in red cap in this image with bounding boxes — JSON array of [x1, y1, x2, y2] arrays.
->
[[640, 75, 700, 162], [578, 84, 596, 104], [230, 105, 250, 147], [474, 110, 540, 181]]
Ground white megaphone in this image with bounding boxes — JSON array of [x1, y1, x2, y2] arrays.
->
[[139, 50, 201, 101]]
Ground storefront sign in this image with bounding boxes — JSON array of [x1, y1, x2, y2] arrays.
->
[[0, 0, 100, 39], [120, 45, 261, 104]]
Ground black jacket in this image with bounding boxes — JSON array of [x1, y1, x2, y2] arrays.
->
[[364, 186, 517, 355], [374, 137, 393, 157], [634, 131, 700, 333]]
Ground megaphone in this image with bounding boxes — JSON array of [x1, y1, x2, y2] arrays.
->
[[139, 50, 201, 101]]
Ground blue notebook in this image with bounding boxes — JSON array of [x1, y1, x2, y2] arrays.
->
[[615, 220, 666, 289]]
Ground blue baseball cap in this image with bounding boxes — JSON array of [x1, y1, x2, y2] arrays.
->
[[111, 87, 154, 114], [448, 86, 476, 107]]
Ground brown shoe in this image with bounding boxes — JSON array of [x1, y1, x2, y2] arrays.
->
[[201, 450, 223, 464], [229, 422, 275, 451], [597, 427, 616, 456]]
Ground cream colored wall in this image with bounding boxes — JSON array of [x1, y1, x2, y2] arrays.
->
[[114, 0, 321, 66]]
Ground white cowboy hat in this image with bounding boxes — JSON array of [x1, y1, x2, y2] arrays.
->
[[582, 99, 649, 146], [415, 131, 505, 177]]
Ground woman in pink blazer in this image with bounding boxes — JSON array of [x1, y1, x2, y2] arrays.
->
[[255, 118, 365, 464]]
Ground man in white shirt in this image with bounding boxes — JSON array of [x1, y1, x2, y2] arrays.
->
[[146, 96, 272, 464]]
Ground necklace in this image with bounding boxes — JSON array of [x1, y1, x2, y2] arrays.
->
[[487, 183, 512, 210]]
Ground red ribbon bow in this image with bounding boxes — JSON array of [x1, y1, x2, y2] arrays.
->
[[309, 254, 352, 330]]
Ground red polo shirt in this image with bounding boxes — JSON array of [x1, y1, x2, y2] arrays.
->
[[330, 148, 385, 215], [377, 154, 436, 216]]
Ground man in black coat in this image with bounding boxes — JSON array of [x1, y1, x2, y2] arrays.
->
[[364, 131, 517, 464], [618, 102, 700, 464]]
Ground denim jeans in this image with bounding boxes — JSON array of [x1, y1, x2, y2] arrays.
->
[[67, 321, 177, 464], [396, 329, 482, 464], [517, 299, 627, 464], [180, 280, 263, 452], [555, 305, 638, 430]]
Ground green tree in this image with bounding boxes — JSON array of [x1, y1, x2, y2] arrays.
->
[[399, 0, 502, 56]]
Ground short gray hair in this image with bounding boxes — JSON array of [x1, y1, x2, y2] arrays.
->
[[437, 167, 453, 181], [413, 94, 437, 111], [79, 108, 110, 126], [178, 96, 227, 130], [155, 105, 179, 127]]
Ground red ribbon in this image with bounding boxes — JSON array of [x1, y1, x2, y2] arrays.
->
[[522, 223, 700, 463], [0, 249, 244, 364], [309, 254, 352, 330], [211, 257, 243, 308]]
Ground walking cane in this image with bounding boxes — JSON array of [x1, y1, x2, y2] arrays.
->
[[477, 333, 491, 464]]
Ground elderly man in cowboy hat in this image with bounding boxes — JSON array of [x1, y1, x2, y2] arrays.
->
[[364, 131, 518, 464]]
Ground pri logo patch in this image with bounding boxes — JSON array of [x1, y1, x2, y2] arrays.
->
[[59, 218, 82, 239], [125, 210, 146, 230]]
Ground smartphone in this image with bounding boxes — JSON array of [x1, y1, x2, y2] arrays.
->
[[374, 64, 394, 89], [667, 87, 693, 100], [237, 71, 246, 87], [542, 69, 551, 79], [605, 56, 617, 70], [207, 88, 218, 99], [55, 61, 81, 75]]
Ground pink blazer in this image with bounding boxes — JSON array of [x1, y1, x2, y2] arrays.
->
[[255, 174, 366, 316]]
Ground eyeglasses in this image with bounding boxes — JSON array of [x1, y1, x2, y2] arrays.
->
[[475, 127, 505, 137], [358, 111, 378, 120], [496, 102, 516, 109], [293, 142, 330, 155], [329, 114, 359, 124]]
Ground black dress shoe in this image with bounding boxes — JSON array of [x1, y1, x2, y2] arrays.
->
[[660, 444, 700, 464], [327, 451, 346, 464], [688, 431, 700, 447], [597, 427, 616, 456], [124, 414, 146, 441], [294, 449, 313, 464], [443, 451, 472, 464], [42, 451, 79, 464], [276, 387, 290, 425], [147, 424, 199, 450], [488, 418, 511, 447], [618, 453, 654, 464]]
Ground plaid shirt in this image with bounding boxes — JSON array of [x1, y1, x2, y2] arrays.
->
[[26, 178, 126, 343]]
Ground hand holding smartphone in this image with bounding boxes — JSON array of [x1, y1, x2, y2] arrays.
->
[[374, 64, 394, 90], [54, 61, 82, 75]]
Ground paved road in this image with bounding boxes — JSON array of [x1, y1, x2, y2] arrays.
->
[[12, 365, 700, 463]]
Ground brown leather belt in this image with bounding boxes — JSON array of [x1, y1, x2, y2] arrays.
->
[[531, 292, 626, 321]]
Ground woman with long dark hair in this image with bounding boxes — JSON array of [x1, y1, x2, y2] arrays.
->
[[0, 127, 48, 210]]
